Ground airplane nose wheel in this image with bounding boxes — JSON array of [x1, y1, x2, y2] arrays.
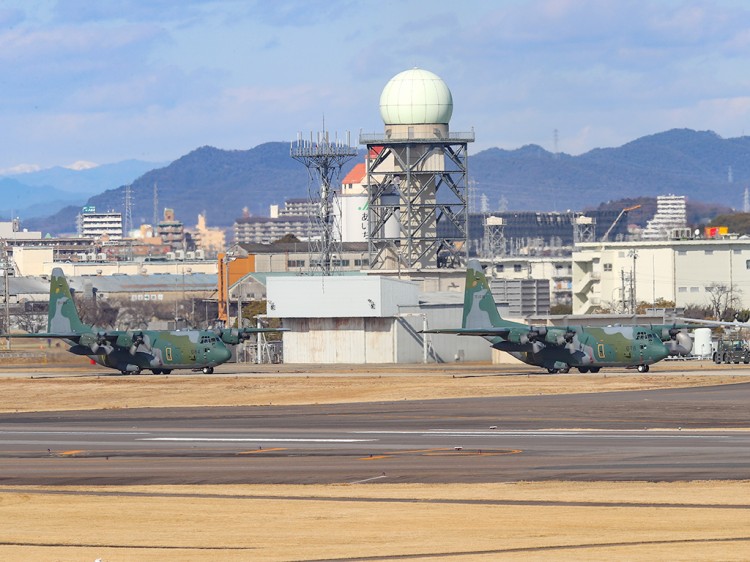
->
[[202, 366, 214, 374], [637, 364, 650, 373]]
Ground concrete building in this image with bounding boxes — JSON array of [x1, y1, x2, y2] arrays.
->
[[76, 206, 123, 240], [233, 215, 318, 244], [337, 162, 368, 243], [11, 246, 217, 277], [488, 256, 572, 309], [157, 208, 189, 251], [572, 237, 750, 314], [190, 213, 225, 256]]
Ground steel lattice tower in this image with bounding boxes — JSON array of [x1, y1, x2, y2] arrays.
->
[[123, 185, 133, 237], [291, 131, 357, 275], [360, 130, 474, 270]]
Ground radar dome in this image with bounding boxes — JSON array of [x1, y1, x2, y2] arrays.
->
[[379, 68, 453, 125]]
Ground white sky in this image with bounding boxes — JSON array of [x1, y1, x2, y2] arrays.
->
[[2, 0, 750, 172]]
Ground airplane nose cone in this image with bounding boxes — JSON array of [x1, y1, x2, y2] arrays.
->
[[218, 346, 232, 363]]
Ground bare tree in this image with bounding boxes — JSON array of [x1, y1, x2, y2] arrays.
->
[[704, 282, 742, 321], [13, 312, 46, 333], [72, 294, 118, 329]]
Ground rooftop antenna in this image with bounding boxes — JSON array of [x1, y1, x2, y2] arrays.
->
[[291, 127, 357, 275], [123, 185, 133, 236], [152, 182, 159, 228], [553, 128, 560, 160]]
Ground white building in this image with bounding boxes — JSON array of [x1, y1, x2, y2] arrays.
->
[[572, 238, 750, 314], [76, 207, 123, 240], [641, 195, 687, 240]]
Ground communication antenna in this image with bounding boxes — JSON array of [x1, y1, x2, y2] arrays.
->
[[152, 182, 159, 228], [123, 185, 133, 236], [553, 129, 560, 159], [290, 130, 357, 275]]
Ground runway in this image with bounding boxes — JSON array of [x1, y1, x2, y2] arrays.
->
[[1, 381, 749, 484]]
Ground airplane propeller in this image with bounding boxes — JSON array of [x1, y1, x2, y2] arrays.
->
[[129, 331, 151, 355], [657, 326, 693, 356]]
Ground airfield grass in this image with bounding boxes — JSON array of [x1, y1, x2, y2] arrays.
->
[[0, 481, 749, 561], [1, 352, 750, 560]]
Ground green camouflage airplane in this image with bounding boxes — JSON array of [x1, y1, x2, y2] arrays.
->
[[425, 259, 693, 373], [5, 267, 281, 375]]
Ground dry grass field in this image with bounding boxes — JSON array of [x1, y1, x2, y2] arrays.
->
[[1, 352, 750, 560], [1, 481, 749, 561]]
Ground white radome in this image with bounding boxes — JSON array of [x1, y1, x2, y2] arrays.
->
[[379, 68, 453, 125]]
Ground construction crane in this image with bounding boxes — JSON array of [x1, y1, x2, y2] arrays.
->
[[601, 204, 641, 242]]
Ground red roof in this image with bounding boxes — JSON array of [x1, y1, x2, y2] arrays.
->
[[368, 146, 384, 158], [341, 162, 366, 185]]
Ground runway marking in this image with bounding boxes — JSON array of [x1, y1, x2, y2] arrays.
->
[[423, 449, 522, 457], [238, 448, 287, 455], [59, 450, 85, 456], [0, 430, 150, 436], [140, 437, 376, 443], [349, 475, 388, 484], [358, 448, 521, 460], [352, 430, 733, 439]]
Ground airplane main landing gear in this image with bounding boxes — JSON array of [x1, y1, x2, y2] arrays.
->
[[637, 364, 650, 373]]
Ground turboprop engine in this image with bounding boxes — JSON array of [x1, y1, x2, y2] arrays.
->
[[662, 328, 693, 356]]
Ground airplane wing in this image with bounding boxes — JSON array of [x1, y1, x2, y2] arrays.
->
[[2, 332, 83, 340], [422, 327, 512, 337], [674, 317, 748, 329]]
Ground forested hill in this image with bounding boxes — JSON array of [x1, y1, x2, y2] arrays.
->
[[26, 129, 750, 235]]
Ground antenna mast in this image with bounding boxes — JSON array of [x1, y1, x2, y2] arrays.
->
[[290, 130, 357, 275]]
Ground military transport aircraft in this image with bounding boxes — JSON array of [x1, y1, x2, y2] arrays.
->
[[5, 267, 281, 375], [424, 260, 693, 373]]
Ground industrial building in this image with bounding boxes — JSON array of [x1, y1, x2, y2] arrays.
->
[[573, 236, 750, 314]]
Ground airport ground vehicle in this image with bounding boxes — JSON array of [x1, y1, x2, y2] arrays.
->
[[713, 337, 750, 364]]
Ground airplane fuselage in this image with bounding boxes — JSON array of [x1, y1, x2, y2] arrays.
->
[[489, 325, 669, 373], [67, 330, 232, 374]]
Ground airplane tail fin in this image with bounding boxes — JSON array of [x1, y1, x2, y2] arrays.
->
[[48, 268, 89, 334], [462, 259, 505, 329]]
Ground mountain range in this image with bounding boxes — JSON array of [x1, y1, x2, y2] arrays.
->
[[0, 160, 165, 221], [19, 128, 750, 235]]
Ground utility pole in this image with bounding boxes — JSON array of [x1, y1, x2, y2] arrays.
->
[[2, 240, 10, 349], [629, 249, 638, 313]]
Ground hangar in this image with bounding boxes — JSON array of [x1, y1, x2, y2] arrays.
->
[[266, 275, 490, 364]]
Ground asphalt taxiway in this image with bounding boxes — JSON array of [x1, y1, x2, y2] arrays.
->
[[0, 381, 749, 484]]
